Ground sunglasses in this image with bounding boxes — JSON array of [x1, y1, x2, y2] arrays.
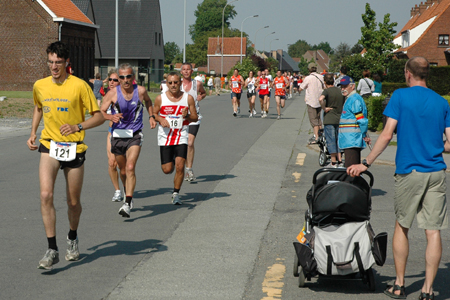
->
[[119, 74, 133, 80], [167, 81, 179, 85], [109, 78, 119, 82], [47, 60, 65, 66]]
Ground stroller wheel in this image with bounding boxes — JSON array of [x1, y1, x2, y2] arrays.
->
[[319, 150, 327, 166], [366, 267, 376, 291], [293, 253, 300, 277], [298, 266, 306, 287]]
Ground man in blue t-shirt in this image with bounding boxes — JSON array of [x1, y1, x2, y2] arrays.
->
[[348, 57, 450, 300]]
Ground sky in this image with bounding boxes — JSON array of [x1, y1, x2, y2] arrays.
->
[[160, 0, 418, 52]]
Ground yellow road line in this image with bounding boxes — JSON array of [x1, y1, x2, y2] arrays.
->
[[261, 258, 286, 300], [292, 172, 301, 182], [296, 153, 306, 165]]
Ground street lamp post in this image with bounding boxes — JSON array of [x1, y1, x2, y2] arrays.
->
[[263, 32, 275, 53], [269, 38, 279, 52], [254, 25, 269, 51], [115, 0, 118, 69], [240, 15, 258, 64], [221, 0, 239, 77], [183, 0, 186, 62]]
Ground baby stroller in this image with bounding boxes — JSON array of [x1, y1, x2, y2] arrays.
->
[[293, 168, 387, 291], [317, 129, 330, 167]]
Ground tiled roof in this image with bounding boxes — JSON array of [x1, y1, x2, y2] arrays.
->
[[395, 0, 450, 39], [208, 37, 247, 55], [303, 50, 330, 71], [41, 0, 93, 24]]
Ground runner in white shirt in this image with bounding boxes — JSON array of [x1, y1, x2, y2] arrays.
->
[[245, 70, 257, 118], [153, 72, 198, 204], [180, 63, 206, 182]]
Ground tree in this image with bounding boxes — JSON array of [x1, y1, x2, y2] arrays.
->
[[288, 39, 311, 58], [298, 57, 315, 75], [328, 42, 352, 72], [385, 59, 407, 82], [227, 57, 259, 78], [189, 0, 237, 43], [311, 42, 332, 55], [351, 43, 364, 54], [342, 54, 372, 81], [164, 42, 181, 65], [359, 3, 399, 71]]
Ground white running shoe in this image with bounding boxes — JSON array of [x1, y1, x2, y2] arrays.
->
[[172, 192, 182, 205], [184, 169, 195, 182], [38, 249, 59, 270], [253, 109, 257, 116], [65, 237, 80, 261], [118, 201, 133, 218], [277, 115, 281, 120], [249, 113, 253, 118], [237, 107, 240, 114], [112, 190, 123, 202]]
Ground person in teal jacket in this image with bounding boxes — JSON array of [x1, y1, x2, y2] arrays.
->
[[337, 76, 371, 167]]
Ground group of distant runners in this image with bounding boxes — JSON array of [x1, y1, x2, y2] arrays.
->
[[229, 68, 302, 119]]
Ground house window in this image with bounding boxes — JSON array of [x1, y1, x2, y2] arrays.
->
[[438, 34, 449, 46], [155, 32, 158, 45], [430, 62, 438, 66], [402, 31, 409, 48], [159, 33, 161, 46]]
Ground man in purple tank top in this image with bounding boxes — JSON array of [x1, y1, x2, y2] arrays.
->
[[101, 63, 157, 218]]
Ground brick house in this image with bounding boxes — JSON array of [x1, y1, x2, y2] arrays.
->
[[0, 0, 98, 91], [207, 37, 246, 76], [393, 0, 450, 66], [302, 50, 330, 72]]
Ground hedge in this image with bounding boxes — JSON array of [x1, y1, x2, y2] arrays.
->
[[364, 95, 386, 131], [381, 82, 407, 95], [363, 95, 450, 132], [428, 66, 450, 95]]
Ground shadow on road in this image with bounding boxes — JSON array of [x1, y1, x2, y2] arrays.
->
[[194, 174, 236, 183], [300, 268, 392, 295], [404, 262, 450, 299], [124, 191, 231, 222], [371, 188, 387, 197], [40, 239, 166, 275]]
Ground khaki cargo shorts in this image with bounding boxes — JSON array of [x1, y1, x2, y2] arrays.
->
[[307, 105, 322, 127], [394, 170, 448, 230]]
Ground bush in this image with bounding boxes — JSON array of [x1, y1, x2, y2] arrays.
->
[[428, 66, 450, 95], [364, 95, 385, 131], [384, 59, 407, 82], [381, 82, 407, 95]]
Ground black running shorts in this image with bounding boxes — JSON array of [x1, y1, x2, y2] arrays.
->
[[110, 130, 143, 156], [39, 144, 86, 170], [188, 124, 200, 137], [160, 144, 188, 165]]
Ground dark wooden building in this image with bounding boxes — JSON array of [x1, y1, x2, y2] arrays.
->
[[75, 0, 165, 83]]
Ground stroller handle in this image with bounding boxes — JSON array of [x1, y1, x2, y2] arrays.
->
[[312, 168, 374, 187]]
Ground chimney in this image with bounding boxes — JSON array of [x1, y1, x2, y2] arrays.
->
[[414, 4, 420, 15], [419, 2, 427, 14]]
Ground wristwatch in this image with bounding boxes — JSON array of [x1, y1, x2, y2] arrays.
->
[[77, 124, 83, 132], [362, 159, 371, 168], [149, 115, 155, 119]]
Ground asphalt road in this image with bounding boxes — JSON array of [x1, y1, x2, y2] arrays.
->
[[1, 91, 449, 300]]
